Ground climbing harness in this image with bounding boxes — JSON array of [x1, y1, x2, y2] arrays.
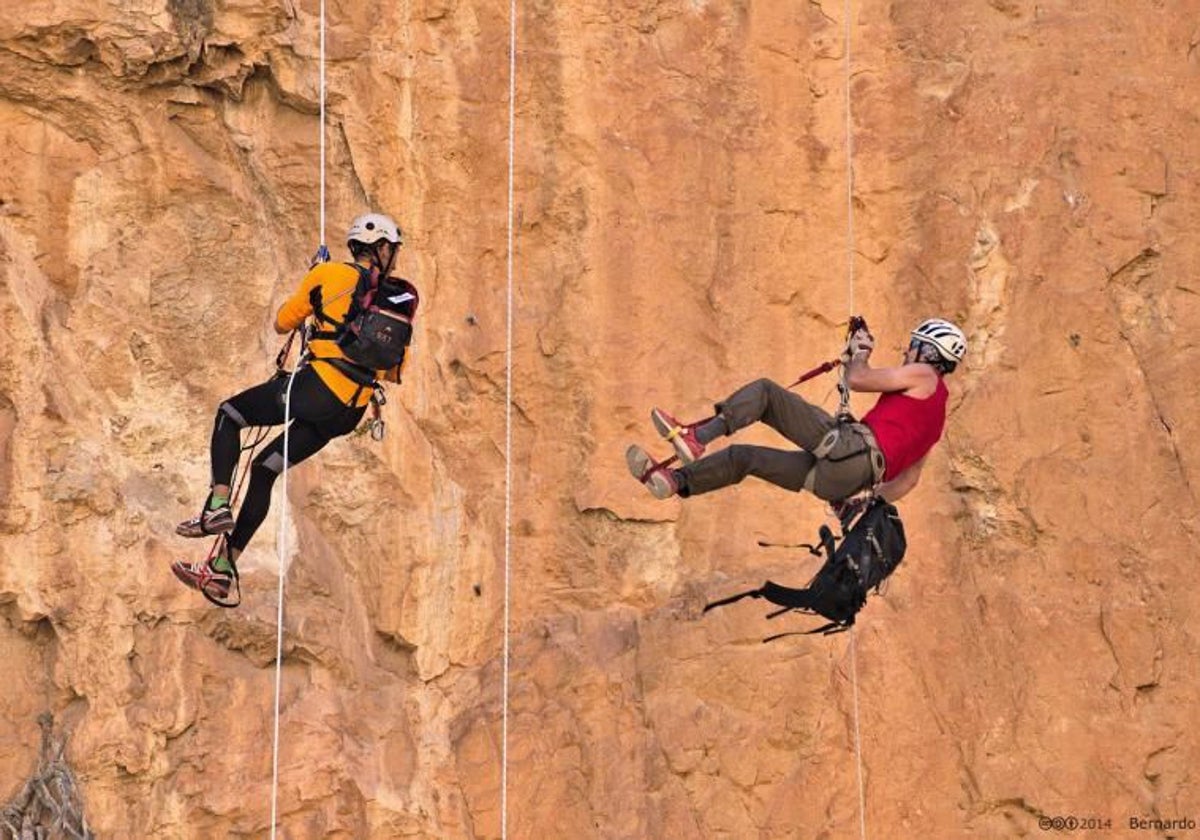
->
[[799, 315, 885, 495], [273, 326, 304, 373]]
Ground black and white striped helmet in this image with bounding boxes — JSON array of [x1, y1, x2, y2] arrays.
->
[[911, 318, 967, 362]]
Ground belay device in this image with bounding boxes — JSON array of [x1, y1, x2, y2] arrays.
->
[[704, 497, 907, 638]]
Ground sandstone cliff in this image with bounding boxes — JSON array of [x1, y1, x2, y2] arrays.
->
[[1, 1, 1198, 839]]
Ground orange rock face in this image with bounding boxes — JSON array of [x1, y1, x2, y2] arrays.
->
[[2, 1, 1198, 838]]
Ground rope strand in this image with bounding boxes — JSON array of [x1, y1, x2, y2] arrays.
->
[[836, 0, 858, 417], [501, 0, 517, 836], [843, 2, 867, 839], [850, 628, 867, 840], [270, 2, 326, 836], [269, 365, 300, 840], [319, 0, 327, 249], [844, 0, 856, 318]]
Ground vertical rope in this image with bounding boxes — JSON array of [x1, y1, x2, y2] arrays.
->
[[269, 3, 327, 837], [843, 2, 867, 839], [319, 0, 327, 249], [501, 0, 517, 837], [843, 0, 856, 318], [269, 368, 299, 840], [850, 628, 867, 840]]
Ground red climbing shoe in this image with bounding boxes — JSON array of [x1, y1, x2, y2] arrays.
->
[[170, 558, 234, 601], [176, 505, 234, 538], [626, 444, 679, 500], [651, 408, 705, 465]]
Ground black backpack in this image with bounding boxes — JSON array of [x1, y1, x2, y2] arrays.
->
[[704, 498, 907, 637], [310, 264, 418, 379]]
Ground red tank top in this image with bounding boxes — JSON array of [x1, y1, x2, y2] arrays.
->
[[862, 378, 949, 481]]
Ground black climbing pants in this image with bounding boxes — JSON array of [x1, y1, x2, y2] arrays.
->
[[210, 366, 366, 553], [679, 378, 877, 501]]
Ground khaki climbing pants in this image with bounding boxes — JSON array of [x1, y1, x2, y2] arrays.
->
[[679, 378, 882, 501]]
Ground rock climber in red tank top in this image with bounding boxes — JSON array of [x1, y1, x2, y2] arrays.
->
[[626, 317, 967, 509]]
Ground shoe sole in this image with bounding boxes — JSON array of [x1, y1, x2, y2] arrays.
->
[[626, 444, 652, 480], [625, 444, 674, 500], [651, 408, 700, 465], [170, 563, 198, 590], [170, 562, 232, 600], [175, 516, 235, 539]]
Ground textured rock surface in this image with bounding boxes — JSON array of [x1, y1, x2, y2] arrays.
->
[[1, 1, 510, 837], [1, 0, 1198, 838], [506, 1, 1200, 838]]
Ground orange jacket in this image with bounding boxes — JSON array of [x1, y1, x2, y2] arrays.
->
[[275, 262, 407, 407]]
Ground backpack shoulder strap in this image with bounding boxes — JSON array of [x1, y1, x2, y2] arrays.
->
[[308, 284, 338, 326], [309, 263, 370, 338], [818, 524, 837, 560], [344, 261, 375, 311], [702, 587, 764, 613]]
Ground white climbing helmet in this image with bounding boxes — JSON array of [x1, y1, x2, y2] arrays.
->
[[347, 213, 402, 246], [911, 318, 967, 362]]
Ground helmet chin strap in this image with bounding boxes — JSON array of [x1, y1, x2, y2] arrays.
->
[[370, 242, 398, 278], [913, 340, 953, 373], [911, 340, 937, 365]]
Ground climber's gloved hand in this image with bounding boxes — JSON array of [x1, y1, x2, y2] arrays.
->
[[847, 328, 874, 358]]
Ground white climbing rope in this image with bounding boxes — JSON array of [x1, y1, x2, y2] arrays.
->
[[319, 0, 327, 250], [843, 1, 867, 839], [501, 0, 517, 835], [843, 0, 856, 319], [269, 3, 327, 838], [849, 628, 867, 840], [319, 0, 328, 253], [270, 366, 299, 840]]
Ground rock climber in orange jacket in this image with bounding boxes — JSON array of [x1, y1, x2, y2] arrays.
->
[[171, 213, 418, 604]]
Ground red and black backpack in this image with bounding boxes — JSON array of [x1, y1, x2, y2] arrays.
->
[[309, 264, 419, 383]]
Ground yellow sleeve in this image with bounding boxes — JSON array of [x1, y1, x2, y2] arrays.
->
[[274, 266, 325, 333]]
